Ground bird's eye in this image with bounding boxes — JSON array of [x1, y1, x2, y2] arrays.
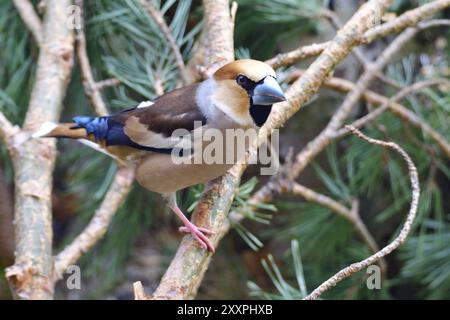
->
[[236, 75, 247, 86]]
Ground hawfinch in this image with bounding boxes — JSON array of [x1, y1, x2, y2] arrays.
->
[[33, 59, 286, 252]]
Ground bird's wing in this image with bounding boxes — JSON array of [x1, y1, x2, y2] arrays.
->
[[114, 83, 207, 150]]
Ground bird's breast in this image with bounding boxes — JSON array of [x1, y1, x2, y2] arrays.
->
[[135, 126, 257, 193]]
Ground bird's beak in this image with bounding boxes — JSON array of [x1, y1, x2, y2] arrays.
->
[[252, 76, 286, 105]]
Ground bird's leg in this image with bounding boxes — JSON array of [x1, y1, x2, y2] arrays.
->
[[166, 193, 215, 253]]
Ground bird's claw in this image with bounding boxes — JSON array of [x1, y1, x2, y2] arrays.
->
[[179, 223, 215, 253]]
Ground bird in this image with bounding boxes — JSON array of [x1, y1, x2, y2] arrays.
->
[[33, 59, 286, 253]]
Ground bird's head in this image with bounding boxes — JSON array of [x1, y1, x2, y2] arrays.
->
[[211, 59, 286, 127]]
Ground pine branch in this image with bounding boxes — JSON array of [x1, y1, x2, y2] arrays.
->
[[266, 0, 450, 69], [75, 0, 109, 116], [286, 70, 450, 158], [291, 184, 384, 269], [364, 0, 450, 42], [12, 0, 43, 46], [53, 2, 135, 284], [333, 78, 450, 155], [139, 0, 190, 84], [304, 126, 420, 300], [144, 0, 393, 300], [53, 166, 135, 280], [5, 0, 74, 300]]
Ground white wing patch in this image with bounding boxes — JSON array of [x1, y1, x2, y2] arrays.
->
[[137, 101, 154, 109], [32, 122, 58, 138]]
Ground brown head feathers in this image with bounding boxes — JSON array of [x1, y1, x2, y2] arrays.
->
[[213, 59, 276, 82]]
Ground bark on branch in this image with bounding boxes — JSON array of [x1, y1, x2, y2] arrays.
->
[[12, 0, 43, 46], [53, 166, 135, 280], [74, 0, 109, 117], [139, 0, 190, 84], [266, 0, 450, 69], [304, 126, 420, 300], [5, 0, 74, 300]]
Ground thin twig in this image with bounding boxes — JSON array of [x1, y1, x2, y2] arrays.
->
[[201, 0, 235, 76], [140, 0, 190, 84], [291, 183, 382, 258], [364, 0, 450, 42], [95, 78, 121, 91], [74, 0, 109, 116], [304, 126, 420, 300], [266, 0, 450, 69], [12, 0, 43, 46], [54, 166, 135, 280], [286, 70, 450, 158], [334, 78, 450, 143], [321, 9, 403, 89]]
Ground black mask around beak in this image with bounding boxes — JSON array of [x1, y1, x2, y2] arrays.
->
[[251, 76, 286, 106]]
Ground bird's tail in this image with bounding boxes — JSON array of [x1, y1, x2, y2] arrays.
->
[[32, 116, 119, 160], [32, 121, 89, 140], [32, 116, 109, 141]]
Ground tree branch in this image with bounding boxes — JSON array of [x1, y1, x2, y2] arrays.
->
[[12, 0, 43, 47], [266, 0, 450, 69], [287, 70, 450, 158], [291, 183, 382, 259], [147, 0, 392, 300], [201, 0, 235, 76], [333, 79, 450, 159], [53, 166, 135, 280], [363, 0, 450, 42], [74, 0, 109, 116], [139, 0, 190, 84], [53, 2, 135, 284], [304, 126, 420, 300], [5, 0, 74, 300]]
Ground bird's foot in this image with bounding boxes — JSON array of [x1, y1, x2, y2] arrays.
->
[[179, 222, 215, 253]]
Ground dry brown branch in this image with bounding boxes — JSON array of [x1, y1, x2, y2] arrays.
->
[[364, 0, 450, 42], [47, 2, 135, 281], [418, 18, 450, 28], [266, 0, 450, 69], [233, 26, 435, 238], [139, 0, 190, 84], [334, 78, 450, 148], [148, 0, 392, 300], [133, 281, 148, 300], [201, 0, 235, 76], [12, 0, 43, 46], [95, 78, 121, 90], [286, 70, 450, 158], [265, 42, 329, 69], [5, 0, 74, 300], [230, 1, 238, 27], [291, 183, 381, 259], [304, 126, 420, 300], [54, 166, 135, 280], [288, 27, 418, 183], [74, 0, 109, 117]]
